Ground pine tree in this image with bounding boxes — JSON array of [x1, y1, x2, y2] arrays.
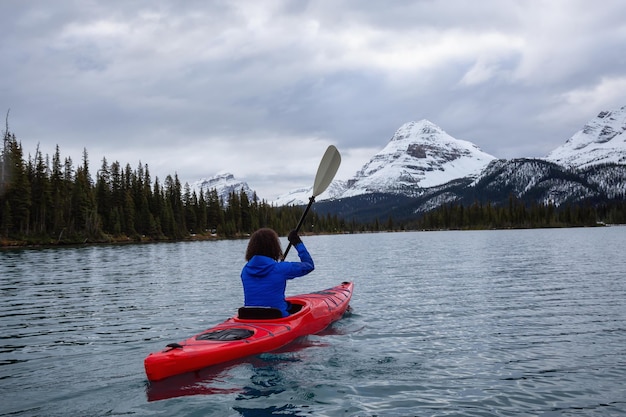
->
[[240, 188, 252, 233], [30, 145, 52, 235], [96, 157, 112, 232], [6, 137, 31, 235]]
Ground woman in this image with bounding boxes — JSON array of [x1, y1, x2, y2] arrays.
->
[[241, 228, 314, 317]]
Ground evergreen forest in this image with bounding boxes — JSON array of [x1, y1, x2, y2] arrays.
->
[[0, 130, 346, 246], [404, 198, 626, 231]]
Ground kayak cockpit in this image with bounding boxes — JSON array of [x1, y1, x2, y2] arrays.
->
[[236, 301, 307, 321], [237, 306, 282, 319]]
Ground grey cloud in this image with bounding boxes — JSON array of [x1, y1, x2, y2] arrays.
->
[[2, 0, 626, 199]]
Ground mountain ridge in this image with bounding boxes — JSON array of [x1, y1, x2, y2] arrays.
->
[[194, 105, 626, 219]]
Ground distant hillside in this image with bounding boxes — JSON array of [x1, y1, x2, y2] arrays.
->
[[312, 160, 626, 224]]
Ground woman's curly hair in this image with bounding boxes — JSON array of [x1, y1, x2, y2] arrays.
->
[[245, 228, 283, 261]]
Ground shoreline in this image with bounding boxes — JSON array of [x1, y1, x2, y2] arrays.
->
[[2, 223, 617, 250]]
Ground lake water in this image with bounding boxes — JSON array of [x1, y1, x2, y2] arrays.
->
[[1, 227, 626, 416]]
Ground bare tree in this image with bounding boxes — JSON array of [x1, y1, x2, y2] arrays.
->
[[1, 109, 10, 191]]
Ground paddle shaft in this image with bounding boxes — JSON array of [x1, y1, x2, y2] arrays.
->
[[281, 145, 341, 261], [282, 196, 315, 260]]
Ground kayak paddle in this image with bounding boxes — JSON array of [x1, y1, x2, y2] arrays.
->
[[282, 145, 341, 260]]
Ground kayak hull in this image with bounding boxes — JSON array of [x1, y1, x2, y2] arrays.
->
[[144, 281, 353, 381]]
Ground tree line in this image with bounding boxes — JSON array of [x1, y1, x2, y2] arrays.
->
[[2, 126, 625, 246], [0, 130, 346, 246], [402, 196, 626, 231]]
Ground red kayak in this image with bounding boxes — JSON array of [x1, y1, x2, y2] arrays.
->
[[144, 281, 354, 381]]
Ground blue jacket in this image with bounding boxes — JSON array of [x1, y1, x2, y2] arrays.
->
[[241, 243, 314, 317]]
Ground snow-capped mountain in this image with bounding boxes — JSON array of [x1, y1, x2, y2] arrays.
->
[[310, 107, 626, 223], [270, 119, 496, 205], [342, 120, 496, 198], [191, 172, 256, 204], [545, 105, 626, 168]]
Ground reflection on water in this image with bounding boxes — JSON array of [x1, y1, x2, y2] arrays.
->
[[145, 332, 341, 402], [146, 362, 243, 402]]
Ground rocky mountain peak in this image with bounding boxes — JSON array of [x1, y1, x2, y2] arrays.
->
[[391, 119, 443, 142], [545, 104, 626, 168], [342, 119, 496, 197]]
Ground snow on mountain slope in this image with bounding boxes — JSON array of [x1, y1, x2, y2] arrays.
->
[[342, 120, 496, 198], [197, 107, 626, 208], [545, 105, 626, 168], [271, 180, 347, 206], [471, 158, 600, 206]]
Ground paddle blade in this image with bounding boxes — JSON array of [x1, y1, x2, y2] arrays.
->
[[312, 145, 341, 197]]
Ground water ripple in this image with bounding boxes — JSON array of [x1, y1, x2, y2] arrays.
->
[[2, 229, 626, 416]]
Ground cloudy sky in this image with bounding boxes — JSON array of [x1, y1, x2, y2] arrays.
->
[[3, 1, 626, 200]]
